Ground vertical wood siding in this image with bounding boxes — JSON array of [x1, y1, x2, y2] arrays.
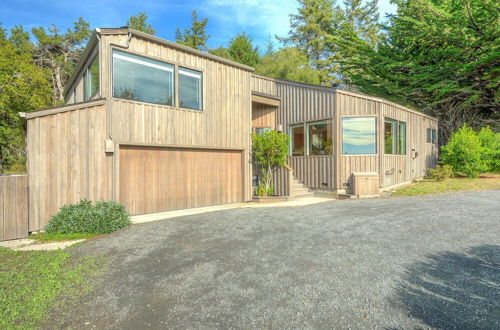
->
[[26, 103, 112, 231], [0, 176, 28, 241], [103, 34, 253, 202], [252, 103, 276, 129], [251, 76, 438, 193]]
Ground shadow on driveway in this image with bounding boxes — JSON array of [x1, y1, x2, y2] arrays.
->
[[394, 245, 500, 329]]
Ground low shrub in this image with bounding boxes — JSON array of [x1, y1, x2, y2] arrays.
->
[[441, 124, 489, 178], [427, 164, 453, 181], [45, 200, 130, 234]]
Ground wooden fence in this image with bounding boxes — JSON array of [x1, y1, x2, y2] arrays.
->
[[0, 175, 28, 241]]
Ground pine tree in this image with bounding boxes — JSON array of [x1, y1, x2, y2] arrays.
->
[[227, 33, 260, 67], [126, 13, 156, 35], [175, 10, 209, 51]]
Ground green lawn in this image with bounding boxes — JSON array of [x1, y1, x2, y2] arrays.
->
[[0, 247, 103, 329], [393, 177, 500, 196]]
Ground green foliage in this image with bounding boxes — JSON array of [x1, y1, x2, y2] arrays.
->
[[282, 0, 380, 87], [0, 247, 103, 329], [227, 33, 260, 67], [256, 47, 321, 85], [427, 164, 453, 181], [209, 46, 231, 59], [175, 10, 209, 51], [32, 17, 91, 102], [478, 126, 500, 172], [255, 184, 274, 197], [252, 130, 290, 196], [0, 23, 6, 41], [45, 200, 130, 234], [441, 125, 488, 178], [8, 25, 33, 53], [0, 41, 52, 173], [335, 0, 499, 140], [126, 12, 156, 35]]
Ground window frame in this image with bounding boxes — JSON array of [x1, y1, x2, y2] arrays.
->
[[306, 119, 333, 156], [427, 128, 437, 144], [178, 66, 203, 111], [289, 123, 305, 156], [83, 50, 100, 101], [341, 116, 377, 155], [384, 117, 407, 155], [111, 49, 176, 107]]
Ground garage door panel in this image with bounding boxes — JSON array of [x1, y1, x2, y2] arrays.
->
[[119, 146, 243, 215]]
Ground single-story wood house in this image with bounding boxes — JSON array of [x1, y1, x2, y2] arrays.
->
[[21, 27, 438, 230]]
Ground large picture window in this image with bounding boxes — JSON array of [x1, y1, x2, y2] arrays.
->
[[290, 124, 305, 156], [384, 118, 406, 155], [342, 117, 377, 155], [307, 120, 333, 155], [179, 67, 202, 110], [84, 53, 99, 101], [112, 50, 174, 106]]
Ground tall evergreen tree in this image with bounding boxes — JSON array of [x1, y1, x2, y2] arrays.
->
[[126, 12, 156, 35], [175, 10, 209, 51], [8, 25, 33, 53], [0, 23, 7, 41], [227, 33, 260, 67], [338, 0, 499, 141], [283, 0, 381, 87], [31, 17, 91, 103]]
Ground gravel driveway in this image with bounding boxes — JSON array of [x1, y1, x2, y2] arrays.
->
[[56, 190, 500, 329]]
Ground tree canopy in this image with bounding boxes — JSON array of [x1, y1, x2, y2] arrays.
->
[[0, 41, 51, 172], [175, 10, 209, 51], [256, 47, 321, 85], [126, 12, 156, 35]]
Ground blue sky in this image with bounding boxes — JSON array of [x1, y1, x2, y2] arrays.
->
[[1, 0, 396, 51]]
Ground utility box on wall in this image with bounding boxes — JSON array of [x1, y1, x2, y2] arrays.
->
[[352, 172, 380, 197]]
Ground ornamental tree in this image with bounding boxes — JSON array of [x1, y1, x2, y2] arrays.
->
[[251, 130, 290, 196]]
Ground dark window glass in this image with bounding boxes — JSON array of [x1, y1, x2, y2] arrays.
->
[[179, 67, 202, 110], [342, 117, 376, 155], [84, 54, 99, 101], [112, 50, 174, 106], [290, 124, 305, 156], [307, 120, 333, 155], [384, 119, 397, 154]]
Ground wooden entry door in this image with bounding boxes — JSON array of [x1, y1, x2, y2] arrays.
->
[[119, 146, 244, 215]]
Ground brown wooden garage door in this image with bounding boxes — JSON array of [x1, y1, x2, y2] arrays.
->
[[119, 146, 244, 215]]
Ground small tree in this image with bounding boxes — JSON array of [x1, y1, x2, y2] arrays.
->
[[126, 12, 156, 35], [251, 131, 290, 196]]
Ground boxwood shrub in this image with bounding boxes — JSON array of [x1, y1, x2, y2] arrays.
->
[[45, 200, 130, 234]]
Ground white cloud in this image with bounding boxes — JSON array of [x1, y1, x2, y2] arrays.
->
[[202, 0, 297, 45]]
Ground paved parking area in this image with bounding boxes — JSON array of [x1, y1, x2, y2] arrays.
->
[[56, 190, 500, 329]]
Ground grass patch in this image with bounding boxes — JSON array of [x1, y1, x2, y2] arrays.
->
[[29, 232, 97, 242], [0, 247, 104, 329], [393, 177, 500, 196]]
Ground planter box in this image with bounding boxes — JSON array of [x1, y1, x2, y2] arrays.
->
[[352, 172, 380, 197], [252, 195, 292, 203]]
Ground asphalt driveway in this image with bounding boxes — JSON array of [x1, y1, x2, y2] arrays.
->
[[56, 190, 500, 329]]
